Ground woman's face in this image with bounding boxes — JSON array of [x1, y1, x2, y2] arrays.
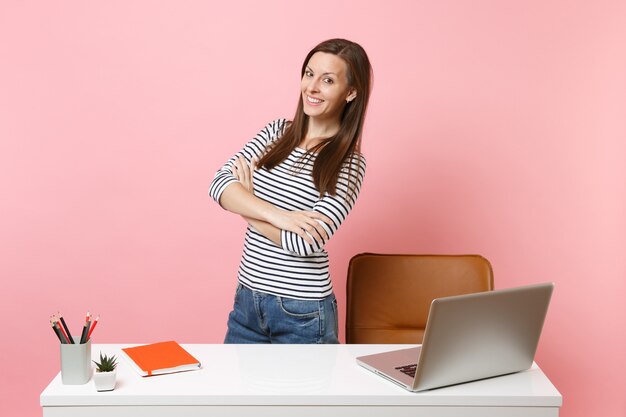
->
[[301, 52, 356, 125]]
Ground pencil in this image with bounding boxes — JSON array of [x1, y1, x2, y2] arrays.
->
[[57, 313, 74, 344], [55, 318, 72, 344], [52, 321, 68, 344], [79, 321, 90, 344], [50, 320, 62, 343], [86, 315, 99, 341]]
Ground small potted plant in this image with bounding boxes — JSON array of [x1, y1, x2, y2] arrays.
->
[[92, 352, 118, 391]]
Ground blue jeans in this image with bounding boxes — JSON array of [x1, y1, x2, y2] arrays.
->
[[224, 283, 339, 344]]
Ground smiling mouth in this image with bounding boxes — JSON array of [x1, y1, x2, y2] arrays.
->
[[306, 95, 324, 104]]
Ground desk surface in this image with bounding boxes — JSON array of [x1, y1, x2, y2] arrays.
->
[[41, 344, 562, 417]]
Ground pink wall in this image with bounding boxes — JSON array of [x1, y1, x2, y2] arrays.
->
[[1, 1, 624, 416]]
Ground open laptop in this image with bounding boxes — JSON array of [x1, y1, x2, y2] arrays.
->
[[356, 282, 554, 391]]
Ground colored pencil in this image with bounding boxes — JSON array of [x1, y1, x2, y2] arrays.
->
[[52, 321, 69, 344], [56, 319, 71, 344], [79, 321, 90, 344], [86, 315, 99, 340], [57, 313, 74, 344], [50, 320, 63, 343]]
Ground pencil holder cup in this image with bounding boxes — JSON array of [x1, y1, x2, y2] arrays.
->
[[60, 338, 92, 384]]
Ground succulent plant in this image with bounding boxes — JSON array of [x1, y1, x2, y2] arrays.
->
[[93, 352, 118, 373]]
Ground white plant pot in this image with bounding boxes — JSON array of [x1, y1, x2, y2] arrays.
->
[[93, 370, 116, 391]]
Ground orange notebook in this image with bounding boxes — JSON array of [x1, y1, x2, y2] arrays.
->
[[121, 341, 201, 376]]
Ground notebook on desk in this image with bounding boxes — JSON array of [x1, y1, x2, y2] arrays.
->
[[121, 341, 201, 376], [356, 282, 554, 392]]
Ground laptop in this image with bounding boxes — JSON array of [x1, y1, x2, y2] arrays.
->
[[356, 282, 554, 391]]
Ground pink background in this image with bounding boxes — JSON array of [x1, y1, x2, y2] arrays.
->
[[1, 1, 625, 416]]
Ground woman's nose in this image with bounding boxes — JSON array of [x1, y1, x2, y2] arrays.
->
[[305, 77, 320, 93]]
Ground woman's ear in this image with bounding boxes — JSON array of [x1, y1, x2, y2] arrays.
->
[[346, 89, 357, 103]]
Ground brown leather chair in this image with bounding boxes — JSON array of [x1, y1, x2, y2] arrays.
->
[[346, 253, 494, 344]]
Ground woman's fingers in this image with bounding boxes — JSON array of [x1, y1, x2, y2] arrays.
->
[[303, 219, 329, 242], [231, 155, 255, 192], [230, 157, 240, 179], [308, 211, 333, 227], [238, 156, 249, 184], [287, 211, 333, 245], [302, 212, 333, 240], [294, 228, 315, 245]]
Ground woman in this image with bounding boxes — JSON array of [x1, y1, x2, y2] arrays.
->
[[209, 38, 372, 343]]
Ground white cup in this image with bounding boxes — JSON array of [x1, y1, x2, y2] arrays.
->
[[60, 338, 92, 384]]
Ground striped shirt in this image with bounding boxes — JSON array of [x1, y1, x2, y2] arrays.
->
[[209, 119, 366, 300]]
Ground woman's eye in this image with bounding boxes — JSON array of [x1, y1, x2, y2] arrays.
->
[[305, 70, 313, 77], [323, 78, 334, 84]]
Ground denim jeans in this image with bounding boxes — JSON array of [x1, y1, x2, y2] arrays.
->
[[224, 283, 339, 344]]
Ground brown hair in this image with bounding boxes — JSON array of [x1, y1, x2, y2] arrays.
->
[[256, 38, 372, 197]]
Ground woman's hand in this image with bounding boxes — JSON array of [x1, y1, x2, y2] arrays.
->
[[231, 155, 257, 193], [267, 209, 333, 246], [230, 154, 332, 246]]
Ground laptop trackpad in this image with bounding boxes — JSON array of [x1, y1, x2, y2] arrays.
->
[[357, 346, 421, 386]]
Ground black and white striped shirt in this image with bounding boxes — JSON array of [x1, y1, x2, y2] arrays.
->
[[209, 119, 366, 300]]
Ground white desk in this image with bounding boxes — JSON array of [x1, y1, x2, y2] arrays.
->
[[40, 344, 562, 417]]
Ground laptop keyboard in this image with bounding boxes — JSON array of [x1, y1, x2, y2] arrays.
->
[[395, 364, 417, 378]]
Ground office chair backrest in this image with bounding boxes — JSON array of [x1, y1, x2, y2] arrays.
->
[[346, 253, 494, 344]]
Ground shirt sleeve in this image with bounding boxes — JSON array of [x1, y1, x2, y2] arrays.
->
[[209, 119, 287, 206], [280, 154, 366, 256]]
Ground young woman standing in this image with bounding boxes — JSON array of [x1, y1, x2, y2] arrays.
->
[[209, 38, 372, 343]]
